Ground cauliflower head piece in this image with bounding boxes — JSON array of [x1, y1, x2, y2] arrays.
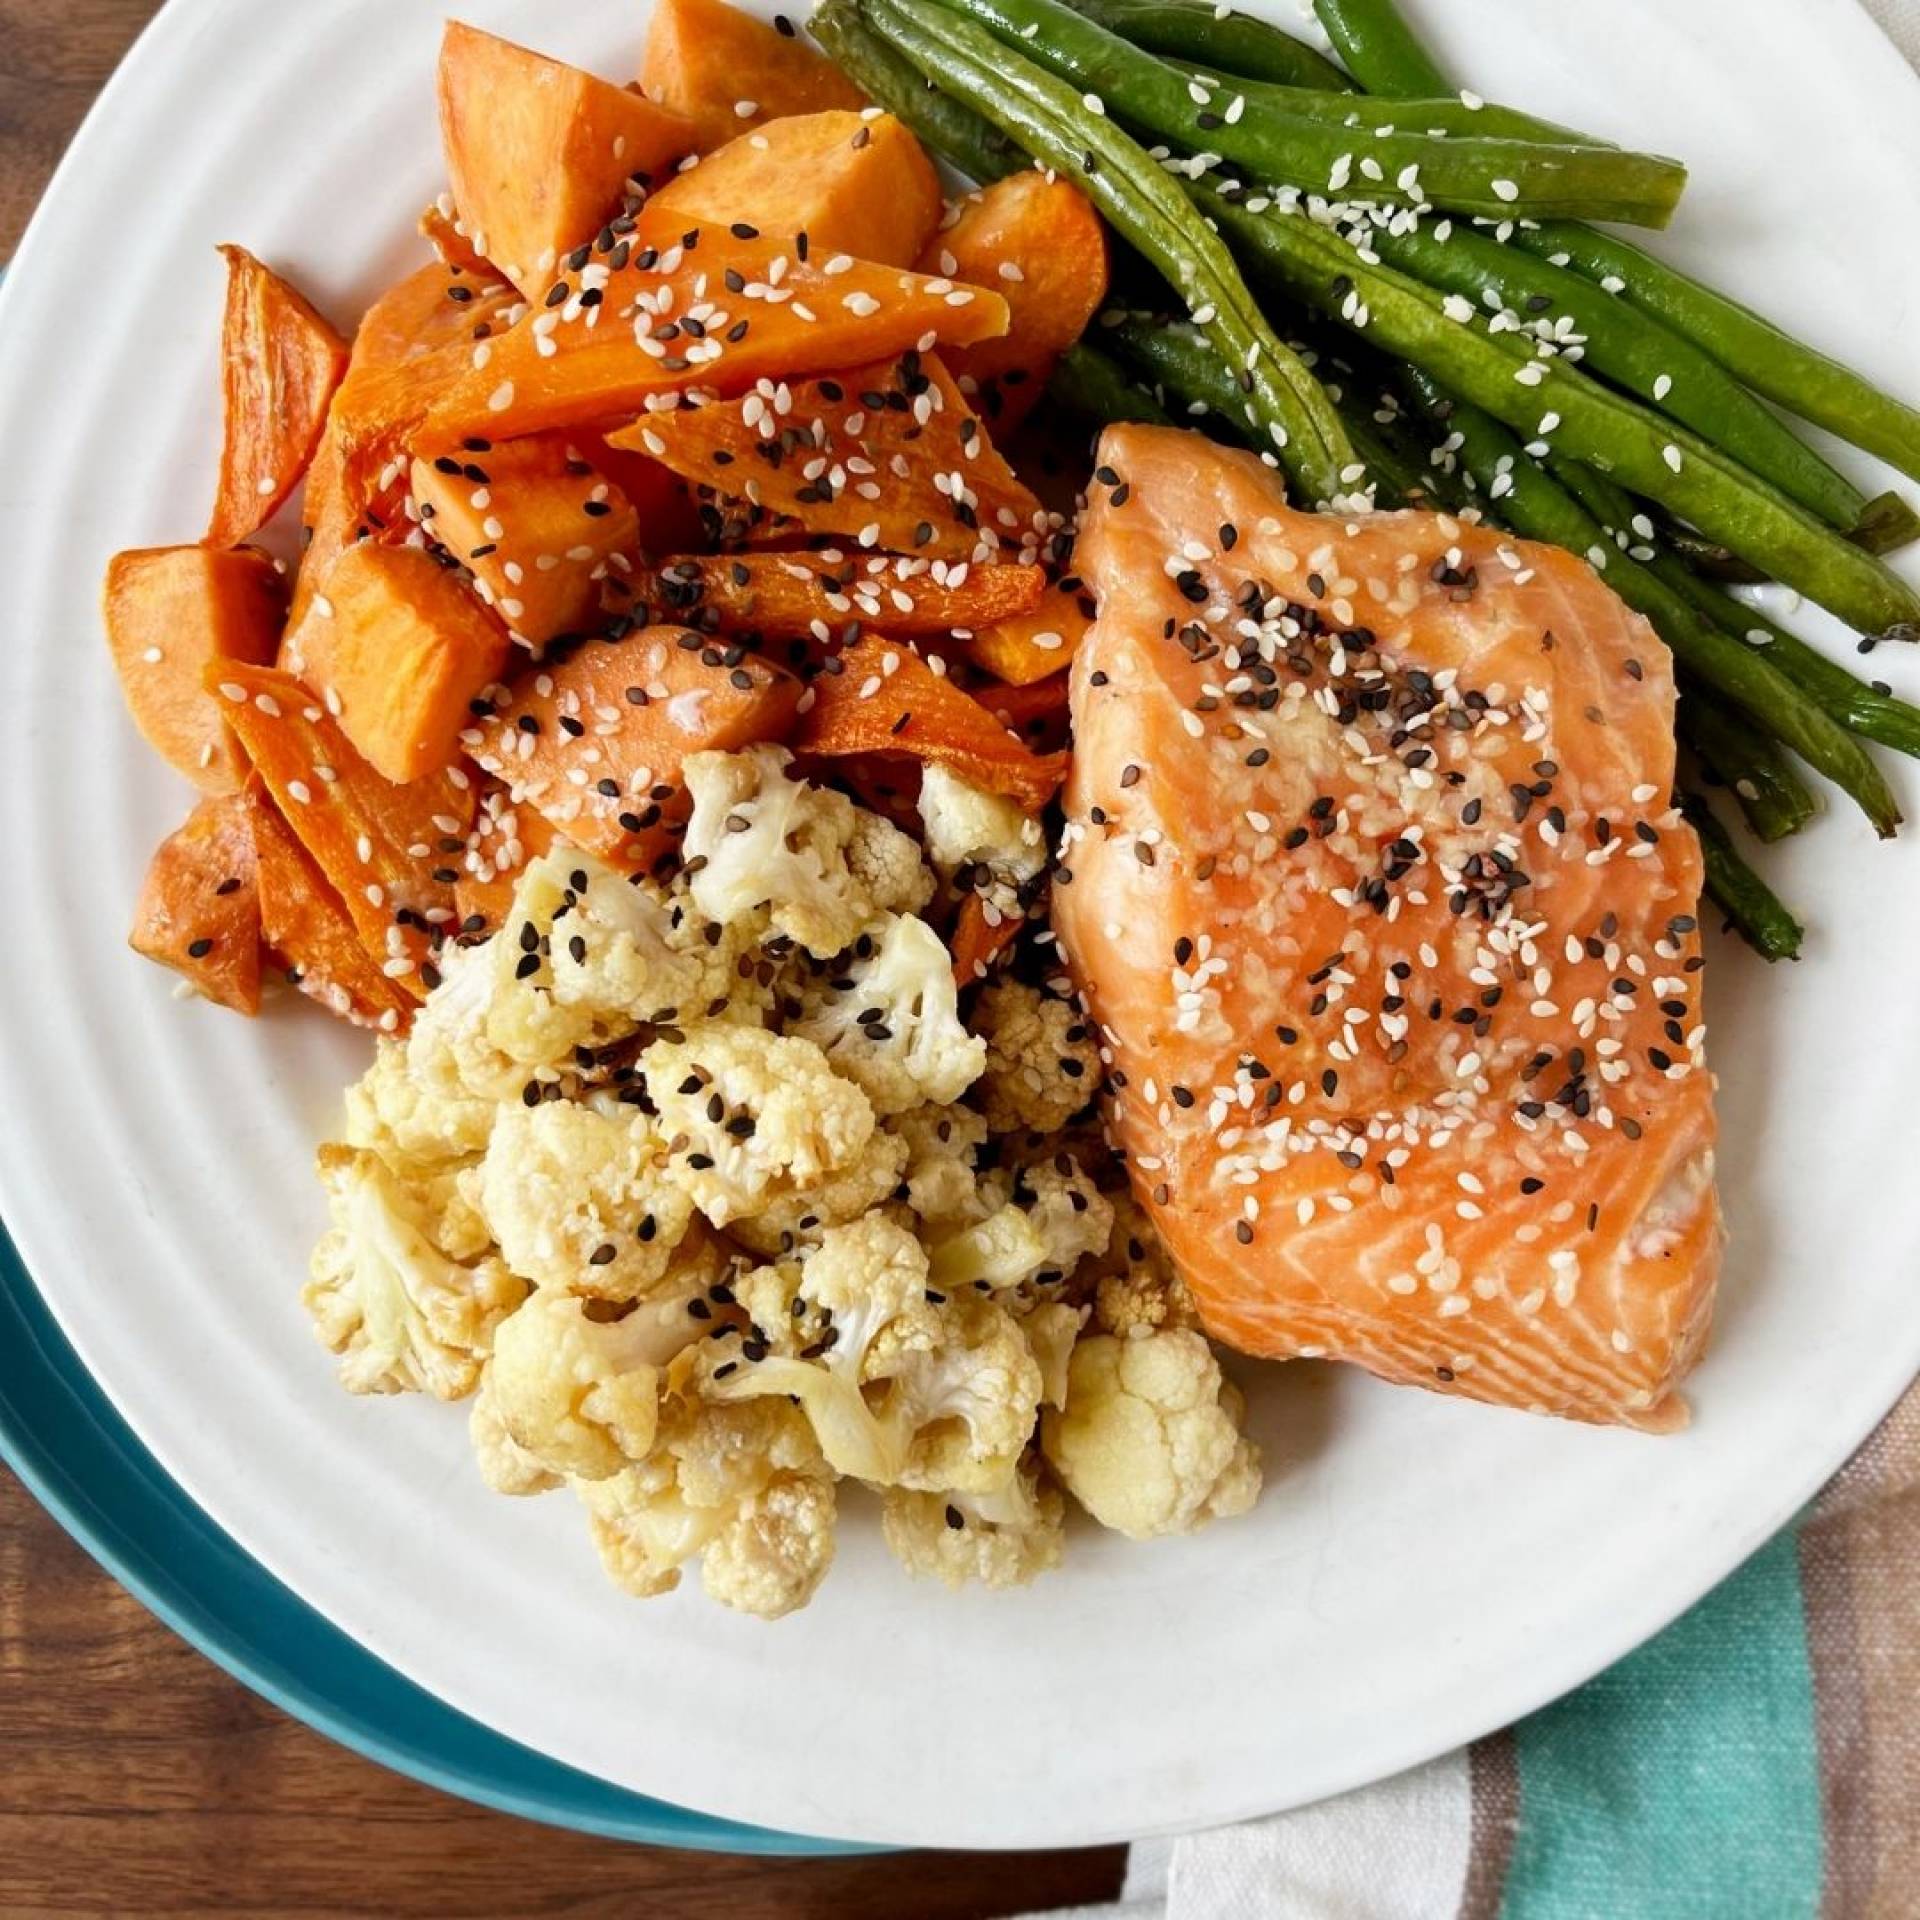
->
[[917, 763, 1047, 911], [682, 744, 931, 957], [470, 1366, 562, 1496], [881, 1452, 1065, 1591], [647, 1022, 876, 1227], [479, 1098, 695, 1300], [707, 1213, 1043, 1493], [970, 980, 1102, 1135], [789, 913, 986, 1117], [888, 1102, 992, 1226], [725, 1126, 911, 1258], [575, 1388, 835, 1619], [927, 1152, 1113, 1296], [1088, 1191, 1198, 1338], [1041, 1331, 1261, 1541], [345, 1037, 495, 1165], [304, 1145, 526, 1399]]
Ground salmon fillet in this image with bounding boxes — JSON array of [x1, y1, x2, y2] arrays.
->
[[1053, 426, 1722, 1431]]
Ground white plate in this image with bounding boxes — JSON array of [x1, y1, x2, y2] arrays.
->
[[3, 0, 1919, 1852]]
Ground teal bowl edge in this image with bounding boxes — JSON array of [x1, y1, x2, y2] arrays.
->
[[0, 1217, 870, 1856]]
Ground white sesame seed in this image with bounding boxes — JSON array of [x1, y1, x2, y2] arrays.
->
[[1490, 178, 1519, 202]]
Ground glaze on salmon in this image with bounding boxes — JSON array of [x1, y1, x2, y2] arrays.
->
[[1053, 426, 1721, 1431]]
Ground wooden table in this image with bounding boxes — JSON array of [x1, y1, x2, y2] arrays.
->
[[0, 2, 1127, 1910]]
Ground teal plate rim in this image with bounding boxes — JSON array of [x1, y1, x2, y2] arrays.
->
[[0, 1217, 868, 1856]]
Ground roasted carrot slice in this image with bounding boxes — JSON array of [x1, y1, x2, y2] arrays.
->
[[975, 668, 1071, 756], [104, 544, 286, 792], [639, 112, 941, 269], [452, 781, 560, 932], [419, 198, 494, 277], [615, 349, 1040, 560], [438, 22, 696, 303], [286, 544, 509, 782], [245, 785, 418, 1029], [959, 575, 1095, 685], [594, 441, 708, 553], [640, 0, 866, 152], [205, 246, 350, 550], [917, 172, 1109, 434], [210, 662, 472, 998], [464, 629, 801, 871], [640, 550, 1044, 643], [419, 232, 1009, 445], [128, 793, 264, 1014], [796, 636, 1066, 810], [951, 893, 1023, 987], [409, 432, 640, 647]]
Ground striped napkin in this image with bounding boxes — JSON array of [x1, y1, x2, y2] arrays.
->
[[1039, 6, 1920, 1914]]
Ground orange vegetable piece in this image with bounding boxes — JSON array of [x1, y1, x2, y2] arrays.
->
[[640, 551, 1045, 643], [104, 544, 286, 792], [245, 785, 418, 1029], [797, 636, 1067, 810], [410, 432, 639, 647], [951, 893, 1023, 987], [975, 668, 1071, 755], [640, 0, 866, 152], [465, 629, 802, 871], [419, 198, 494, 277], [286, 544, 510, 783], [594, 442, 707, 552], [210, 663, 473, 998], [295, 261, 521, 628], [960, 575, 1094, 685], [615, 350, 1039, 560], [128, 793, 263, 1014], [639, 112, 941, 269], [452, 782, 559, 931], [438, 21, 696, 302], [421, 231, 1010, 444], [205, 246, 350, 550], [917, 172, 1109, 434]]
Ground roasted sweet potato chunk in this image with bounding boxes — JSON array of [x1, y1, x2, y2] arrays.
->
[[206, 246, 350, 550], [959, 575, 1094, 685], [420, 232, 1009, 444], [211, 662, 472, 997], [104, 544, 286, 791], [796, 636, 1067, 809], [917, 172, 1109, 433], [465, 629, 801, 870], [951, 893, 1023, 986], [287, 544, 510, 782], [410, 433, 639, 647], [438, 21, 697, 302], [975, 669, 1071, 756], [452, 781, 559, 931], [419, 198, 494, 277], [245, 785, 418, 1029], [614, 350, 1039, 559], [639, 551, 1044, 643], [639, 112, 940, 268], [640, 0, 866, 152], [129, 793, 264, 1013]]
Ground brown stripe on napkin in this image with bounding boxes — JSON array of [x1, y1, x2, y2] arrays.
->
[[1458, 1729, 1519, 1920]]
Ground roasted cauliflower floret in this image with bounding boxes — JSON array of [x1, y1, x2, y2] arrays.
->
[[304, 1145, 526, 1399], [682, 745, 931, 957], [916, 761, 1047, 939], [647, 1022, 876, 1226], [725, 1127, 911, 1257], [406, 936, 535, 1104], [345, 1037, 495, 1164], [881, 1453, 1065, 1590], [487, 1288, 671, 1480], [789, 914, 986, 1116], [708, 1214, 1042, 1492], [1088, 1192, 1198, 1338], [1041, 1331, 1261, 1541], [478, 1099, 695, 1299], [575, 1389, 835, 1618], [928, 1153, 1112, 1295], [1019, 1299, 1088, 1410], [469, 1367, 562, 1496], [889, 1102, 992, 1225], [1017, 1154, 1115, 1284], [970, 980, 1101, 1134]]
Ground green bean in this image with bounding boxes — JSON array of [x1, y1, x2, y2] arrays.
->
[[1678, 689, 1819, 843], [1392, 367, 1900, 833], [1201, 182, 1920, 642], [1514, 224, 1920, 488], [1048, 340, 1175, 426], [1350, 216, 1869, 532], [1309, 0, 1448, 94], [1063, 0, 1353, 90], [1682, 792, 1805, 960], [812, 0, 1024, 180], [914, 0, 1688, 225], [1175, 67, 1596, 144], [859, 0, 1360, 503]]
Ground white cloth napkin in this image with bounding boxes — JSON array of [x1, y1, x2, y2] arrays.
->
[[1021, 3, 1920, 1913]]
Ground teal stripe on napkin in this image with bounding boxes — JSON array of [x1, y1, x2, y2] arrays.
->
[[1502, 1527, 1823, 1920]]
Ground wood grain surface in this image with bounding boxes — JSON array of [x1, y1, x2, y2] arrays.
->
[[0, 1, 1127, 1910]]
